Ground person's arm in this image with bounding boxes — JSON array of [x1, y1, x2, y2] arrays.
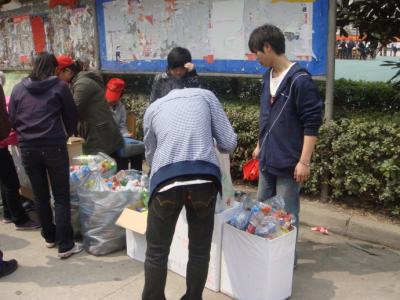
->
[[117, 103, 130, 136], [206, 90, 237, 153], [183, 63, 201, 88], [0, 85, 11, 140], [294, 136, 318, 183], [143, 107, 156, 169], [60, 83, 78, 137], [293, 76, 323, 183], [253, 72, 269, 159], [149, 73, 164, 103], [72, 79, 91, 119]]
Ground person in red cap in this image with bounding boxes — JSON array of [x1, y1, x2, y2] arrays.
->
[[56, 55, 77, 83], [105, 78, 145, 171]]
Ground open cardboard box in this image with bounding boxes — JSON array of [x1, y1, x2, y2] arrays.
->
[[116, 201, 238, 292], [116, 201, 148, 262], [67, 136, 85, 165]]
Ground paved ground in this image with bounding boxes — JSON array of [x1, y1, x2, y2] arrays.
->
[[1, 218, 399, 300], [335, 55, 398, 82]]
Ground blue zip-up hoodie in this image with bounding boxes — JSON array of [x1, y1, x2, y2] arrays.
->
[[258, 63, 323, 177], [9, 76, 77, 148]]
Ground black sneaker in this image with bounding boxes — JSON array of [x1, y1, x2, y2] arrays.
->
[[0, 259, 18, 278], [58, 243, 83, 259], [22, 200, 35, 212], [15, 220, 41, 231]]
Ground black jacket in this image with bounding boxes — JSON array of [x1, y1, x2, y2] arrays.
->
[[9, 76, 77, 148], [258, 63, 323, 177]]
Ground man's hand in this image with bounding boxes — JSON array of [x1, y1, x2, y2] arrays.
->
[[252, 143, 260, 159], [294, 162, 310, 183], [184, 63, 195, 72]]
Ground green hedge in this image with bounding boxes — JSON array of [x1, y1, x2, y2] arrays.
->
[[304, 113, 400, 215], [105, 73, 399, 112], [126, 97, 400, 216]]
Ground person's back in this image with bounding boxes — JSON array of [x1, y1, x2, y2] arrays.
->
[[72, 71, 123, 154], [142, 79, 237, 300], [145, 87, 237, 195], [10, 77, 76, 147]]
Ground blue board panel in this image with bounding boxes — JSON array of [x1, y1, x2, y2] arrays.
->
[[96, 0, 328, 76]]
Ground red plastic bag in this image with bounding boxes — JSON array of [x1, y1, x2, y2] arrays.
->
[[242, 159, 259, 181]]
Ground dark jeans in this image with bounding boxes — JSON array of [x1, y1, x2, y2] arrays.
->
[[0, 148, 29, 225], [142, 180, 218, 300], [21, 145, 74, 253], [112, 154, 143, 172]]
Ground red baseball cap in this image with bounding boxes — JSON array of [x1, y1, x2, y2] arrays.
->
[[56, 55, 74, 70], [105, 78, 125, 102]]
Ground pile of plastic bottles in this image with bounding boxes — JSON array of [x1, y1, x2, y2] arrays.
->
[[104, 170, 148, 192], [70, 165, 91, 186], [228, 195, 295, 240], [72, 153, 117, 178], [82, 170, 149, 207]]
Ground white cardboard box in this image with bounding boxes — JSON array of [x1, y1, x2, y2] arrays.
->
[[116, 201, 148, 262], [168, 206, 237, 292], [220, 214, 297, 300], [116, 202, 238, 292]]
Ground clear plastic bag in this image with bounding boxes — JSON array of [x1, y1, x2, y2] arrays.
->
[[78, 170, 149, 255], [72, 152, 117, 178], [215, 149, 235, 213], [10, 145, 32, 189]]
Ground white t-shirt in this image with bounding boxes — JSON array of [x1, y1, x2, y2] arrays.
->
[[270, 63, 295, 97]]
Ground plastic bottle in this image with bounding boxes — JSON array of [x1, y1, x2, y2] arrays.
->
[[255, 217, 277, 238], [246, 207, 262, 234], [229, 208, 251, 230], [265, 195, 286, 210]]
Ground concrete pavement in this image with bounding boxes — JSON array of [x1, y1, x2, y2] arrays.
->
[[1, 220, 400, 300]]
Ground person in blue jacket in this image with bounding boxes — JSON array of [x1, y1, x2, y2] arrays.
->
[[249, 24, 323, 266]]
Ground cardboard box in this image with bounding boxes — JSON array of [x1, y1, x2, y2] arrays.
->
[[67, 137, 84, 164], [220, 212, 297, 300], [168, 207, 237, 292], [116, 201, 148, 262], [116, 202, 238, 292]]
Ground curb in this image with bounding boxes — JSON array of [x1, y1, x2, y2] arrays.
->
[[300, 201, 400, 250]]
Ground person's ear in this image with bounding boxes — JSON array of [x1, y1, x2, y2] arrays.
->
[[263, 43, 271, 53]]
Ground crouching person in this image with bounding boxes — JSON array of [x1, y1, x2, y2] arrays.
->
[[142, 78, 237, 300]]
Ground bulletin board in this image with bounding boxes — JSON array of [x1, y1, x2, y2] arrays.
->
[[96, 0, 328, 76], [0, 0, 97, 70]]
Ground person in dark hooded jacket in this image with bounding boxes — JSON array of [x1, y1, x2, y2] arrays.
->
[[248, 24, 323, 267], [9, 52, 82, 259]]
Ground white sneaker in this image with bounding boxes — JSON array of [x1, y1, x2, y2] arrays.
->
[[58, 243, 83, 259]]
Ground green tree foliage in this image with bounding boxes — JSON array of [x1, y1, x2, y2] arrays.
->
[[337, 0, 400, 45]]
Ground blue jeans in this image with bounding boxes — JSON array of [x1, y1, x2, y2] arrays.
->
[[117, 137, 145, 158], [257, 169, 300, 264]]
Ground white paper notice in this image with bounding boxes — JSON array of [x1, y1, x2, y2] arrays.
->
[[210, 0, 245, 60]]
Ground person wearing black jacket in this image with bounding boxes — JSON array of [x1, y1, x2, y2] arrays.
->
[[0, 83, 18, 278], [249, 24, 323, 267], [9, 52, 82, 259], [149, 47, 201, 103]]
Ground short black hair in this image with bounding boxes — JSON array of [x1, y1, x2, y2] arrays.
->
[[248, 24, 285, 55], [167, 47, 192, 69], [30, 52, 57, 81], [152, 77, 184, 101]]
